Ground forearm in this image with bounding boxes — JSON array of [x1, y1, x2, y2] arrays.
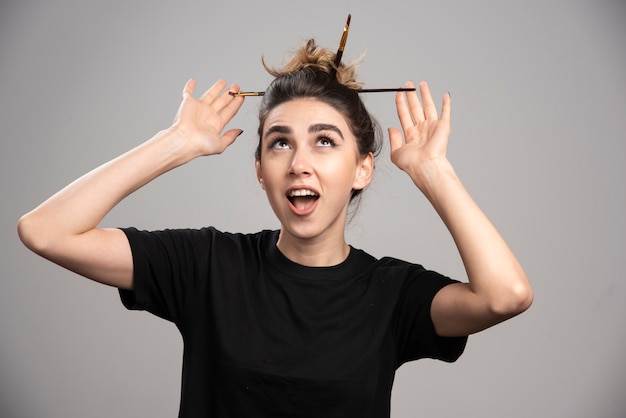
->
[[409, 159, 532, 314], [17, 78, 243, 288], [18, 127, 193, 251]]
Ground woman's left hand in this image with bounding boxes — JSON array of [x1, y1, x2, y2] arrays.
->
[[389, 81, 533, 337], [388, 80, 451, 187]]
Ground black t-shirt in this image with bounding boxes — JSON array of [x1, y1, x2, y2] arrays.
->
[[119, 227, 467, 417]]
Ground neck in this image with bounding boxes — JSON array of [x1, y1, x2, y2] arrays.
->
[[276, 231, 350, 267]]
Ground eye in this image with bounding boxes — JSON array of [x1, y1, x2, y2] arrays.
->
[[268, 138, 290, 150], [316, 136, 336, 147]]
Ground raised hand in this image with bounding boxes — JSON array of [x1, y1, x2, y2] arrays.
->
[[172, 78, 245, 156], [388, 80, 451, 188], [387, 80, 533, 337], [17, 78, 246, 290]]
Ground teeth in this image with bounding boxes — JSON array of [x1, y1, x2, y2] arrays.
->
[[289, 189, 319, 197]]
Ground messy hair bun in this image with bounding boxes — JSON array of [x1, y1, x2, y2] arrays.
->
[[255, 38, 382, 205], [262, 38, 363, 90]]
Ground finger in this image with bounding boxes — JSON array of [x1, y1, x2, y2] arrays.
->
[[213, 84, 242, 113], [219, 129, 244, 150], [405, 80, 424, 122], [199, 79, 228, 102], [218, 88, 245, 122], [420, 81, 438, 120], [387, 127, 404, 156], [182, 78, 196, 99], [395, 88, 415, 131], [440, 92, 451, 123]]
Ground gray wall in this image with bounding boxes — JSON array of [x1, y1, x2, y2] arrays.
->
[[1, 0, 624, 417]]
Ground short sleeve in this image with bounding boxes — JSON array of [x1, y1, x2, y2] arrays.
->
[[391, 267, 467, 365], [118, 227, 215, 324]]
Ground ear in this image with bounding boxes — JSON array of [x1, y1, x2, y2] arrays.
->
[[255, 160, 265, 190], [353, 152, 374, 191]]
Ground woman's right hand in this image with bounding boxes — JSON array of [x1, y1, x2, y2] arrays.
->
[[17, 78, 245, 290], [171, 79, 245, 157]]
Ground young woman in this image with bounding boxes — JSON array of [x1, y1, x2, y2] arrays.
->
[[17, 39, 532, 417]]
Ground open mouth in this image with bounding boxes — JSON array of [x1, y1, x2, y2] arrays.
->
[[287, 189, 320, 212]]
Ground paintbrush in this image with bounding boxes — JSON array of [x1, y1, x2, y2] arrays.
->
[[229, 14, 416, 97], [230, 87, 416, 97], [333, 13, 351, 72]]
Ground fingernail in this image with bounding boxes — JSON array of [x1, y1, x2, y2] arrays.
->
[[237, 130, 244, 137]]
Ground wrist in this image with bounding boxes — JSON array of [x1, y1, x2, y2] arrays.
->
[[405, 158, 456, 185], [157, 126, 204, 166], [407, 158, 457, 191]]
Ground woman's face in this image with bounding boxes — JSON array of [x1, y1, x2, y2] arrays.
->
[[256, 99, 373, 245]]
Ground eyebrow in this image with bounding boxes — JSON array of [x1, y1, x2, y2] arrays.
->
[[264, 123, 344, 139], [309, 123, 344, 139]]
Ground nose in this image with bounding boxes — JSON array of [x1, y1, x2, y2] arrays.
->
[[289, 148, 312, 176]]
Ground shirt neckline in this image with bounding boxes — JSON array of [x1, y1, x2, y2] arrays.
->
[[263, 230, 372, 281]]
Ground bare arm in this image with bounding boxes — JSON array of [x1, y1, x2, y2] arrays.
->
[[389, 81, 533, 337], [17, 79, 244, 290]]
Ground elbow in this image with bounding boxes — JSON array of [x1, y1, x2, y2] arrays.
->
[[17, 212, 51, 256], [490, 280, 534, 318], [512, 282, 534, 315]]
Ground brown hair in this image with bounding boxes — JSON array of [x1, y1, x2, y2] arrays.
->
[[256, 39, 382, 202]]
